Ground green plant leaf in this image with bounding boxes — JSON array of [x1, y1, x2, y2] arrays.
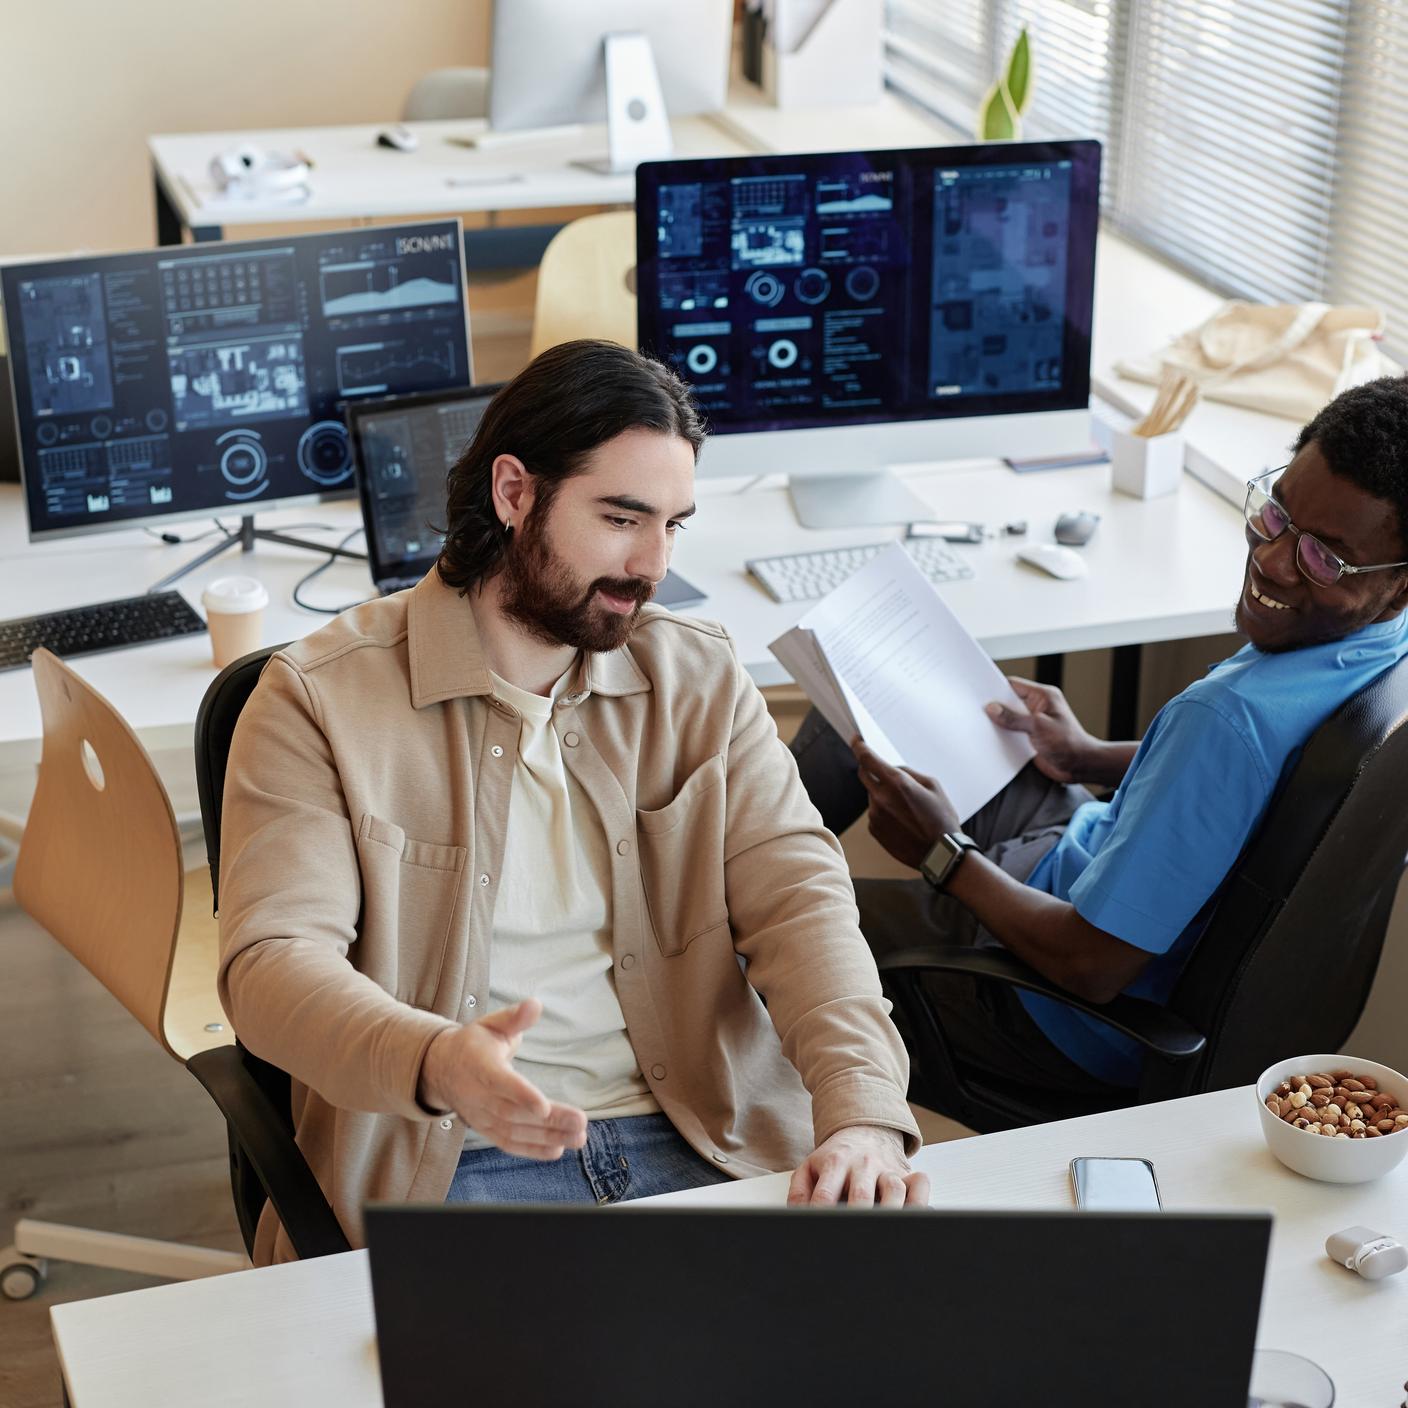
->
[[977, 79, 1020, 141], [1006, 28, 1033, 115]]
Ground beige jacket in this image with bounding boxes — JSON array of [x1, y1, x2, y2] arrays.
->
[[218, 570, 918, 1265]]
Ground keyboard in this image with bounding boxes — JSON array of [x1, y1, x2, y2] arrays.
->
[[0, 591, 208, 672], [747, 537, 975, 604]]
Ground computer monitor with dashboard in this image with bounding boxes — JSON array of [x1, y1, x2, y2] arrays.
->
[[635, 140, 1102, 528], [489, 0, 732, 172], [1, 219, 471, 585]]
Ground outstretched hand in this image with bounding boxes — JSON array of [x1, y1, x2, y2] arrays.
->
[[419, 999, 588, 1160]]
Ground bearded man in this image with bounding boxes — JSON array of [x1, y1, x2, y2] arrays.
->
[[218, 340, 925, 1265]]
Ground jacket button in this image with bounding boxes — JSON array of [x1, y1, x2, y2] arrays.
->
[[439, 1117, 454, 1130], [479, 874, 490, 887], [464, 994, 477, 1008], [490, 745, 504, 758], [616, 839, 629, 856], [620, 953, 635, 970], [563, 732, 580, 747], [651, 1063, 667, 1080], [713, 1153, 729, 1164]]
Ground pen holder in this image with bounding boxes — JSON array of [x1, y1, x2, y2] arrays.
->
[[1110, 428, 1183, 499]]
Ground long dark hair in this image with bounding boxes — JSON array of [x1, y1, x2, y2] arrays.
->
[[436, 340, 706, 594]]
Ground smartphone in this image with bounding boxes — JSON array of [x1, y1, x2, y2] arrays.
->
[[1069, 1156, 1162, 1211]]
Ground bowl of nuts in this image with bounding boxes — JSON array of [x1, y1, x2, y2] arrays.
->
[[1257, 1055, 1408, 1183]]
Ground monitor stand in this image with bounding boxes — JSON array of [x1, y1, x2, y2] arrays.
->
[[147, 514, 367, 594], [787, 471, 933, 531], [574, 32, 674, 175]]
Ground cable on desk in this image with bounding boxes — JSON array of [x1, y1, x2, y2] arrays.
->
[[291, 527, 374, 615], [145, 519, 237, 545]]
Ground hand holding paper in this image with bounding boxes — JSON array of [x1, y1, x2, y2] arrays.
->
[[769, 542, 1034, 824]]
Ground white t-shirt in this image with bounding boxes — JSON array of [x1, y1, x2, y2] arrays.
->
[[463, 667, 658, 1150]]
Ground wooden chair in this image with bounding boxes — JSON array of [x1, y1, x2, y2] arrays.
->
[[0, 649, 247, 1300], [528, 210, 637, 359]]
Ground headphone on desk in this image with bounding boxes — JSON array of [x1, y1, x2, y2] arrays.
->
[[209, 144, 311, 200]]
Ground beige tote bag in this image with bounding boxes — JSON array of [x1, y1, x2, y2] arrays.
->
[[1116, 301, 1402, 422]]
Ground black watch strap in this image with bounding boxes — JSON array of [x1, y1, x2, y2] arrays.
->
[[919, 831, 978, 892]]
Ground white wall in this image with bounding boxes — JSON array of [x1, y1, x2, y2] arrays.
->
[[0, 0, 490, 258]]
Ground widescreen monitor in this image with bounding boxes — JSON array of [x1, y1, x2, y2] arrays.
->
[[1, 220, 471, 543], [635, 141, 1102, 527]]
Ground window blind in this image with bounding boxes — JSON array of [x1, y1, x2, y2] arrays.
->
[[881, 1, 1408, 357]]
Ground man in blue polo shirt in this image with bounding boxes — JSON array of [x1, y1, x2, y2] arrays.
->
[[791, 375, 1408, 1105]]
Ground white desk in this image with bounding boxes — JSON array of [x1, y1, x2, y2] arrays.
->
[[48, 1085, 1408, 1407], [0, 453, 1244, 752], [147, 116, 757, 241]]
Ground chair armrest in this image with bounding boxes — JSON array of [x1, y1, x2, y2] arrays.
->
[[186, 1045, 351, 1260], [878, 946, 1206, 1062]]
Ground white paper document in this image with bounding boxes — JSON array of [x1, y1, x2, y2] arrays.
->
[[769, 542, 1035, 823]]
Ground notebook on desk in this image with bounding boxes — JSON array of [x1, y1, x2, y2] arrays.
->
[[347, 386, 706, 607], [364, 1204, 1271, 1408]]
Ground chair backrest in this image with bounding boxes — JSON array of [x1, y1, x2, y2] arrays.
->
[[402, 66, 489, 122], [1145, 651, 1408, 1098], [528, 211, 637, 359], [14, 649, 196, 1058], [196, 644, 283, 912]]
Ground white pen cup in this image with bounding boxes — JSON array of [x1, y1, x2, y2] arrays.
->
[[1110, 428, 1184, 499], [201, 576, 269, 669]]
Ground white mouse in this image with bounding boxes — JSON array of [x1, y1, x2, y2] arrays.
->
[[376, 124, 419, 153], [1017, 543, 1088, 580]]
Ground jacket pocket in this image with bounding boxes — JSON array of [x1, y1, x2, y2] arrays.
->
[[356, 814, 467, 1004], [635, 755, 730, 956]]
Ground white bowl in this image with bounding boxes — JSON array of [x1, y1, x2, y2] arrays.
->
[[1256, 1054, 1408, 1183]]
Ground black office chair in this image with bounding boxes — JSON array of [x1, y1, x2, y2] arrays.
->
[[881, 652, 1408, 1134], [185, 644, 350, 1260]]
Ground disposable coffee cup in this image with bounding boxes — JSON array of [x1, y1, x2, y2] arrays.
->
[[201, 575, 269, 669]]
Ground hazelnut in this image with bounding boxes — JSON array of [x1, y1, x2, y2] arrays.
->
[[1289, 1092, 1309, 1109], [1350, 1119, 1367, 1133], [1323, 1102, 1342, 1121]]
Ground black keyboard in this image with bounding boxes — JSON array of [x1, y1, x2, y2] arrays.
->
[[0, 591, 208, 672]]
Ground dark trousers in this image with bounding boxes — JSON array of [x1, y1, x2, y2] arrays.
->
[[790, 709, 1130, 1108]]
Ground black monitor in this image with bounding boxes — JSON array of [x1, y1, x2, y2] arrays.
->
[[635, 141, 1101, 528], [347, 385, 503, 594], [1, 220, 471, 583]]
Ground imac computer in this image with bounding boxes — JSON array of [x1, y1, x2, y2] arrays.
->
[[489, 0, 732, 173], [1, 220, 471, 588], [635, 140, 1102, 528]]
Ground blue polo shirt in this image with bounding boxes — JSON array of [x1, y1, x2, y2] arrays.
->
[[1021, 613, 1408, 1086]]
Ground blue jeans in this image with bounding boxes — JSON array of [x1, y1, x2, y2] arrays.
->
[[445, 1113, 733, 1205]]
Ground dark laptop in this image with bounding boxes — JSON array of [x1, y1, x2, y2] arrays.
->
[[364, 1204, 1270, 1408], [347, 386, 707, 607]]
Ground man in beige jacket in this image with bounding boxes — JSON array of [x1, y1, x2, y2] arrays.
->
[[219, 340, 924, 1263]]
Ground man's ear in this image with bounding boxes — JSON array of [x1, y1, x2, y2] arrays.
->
[[1389, 568, 1408, 617], [491, 454, 534, 527]]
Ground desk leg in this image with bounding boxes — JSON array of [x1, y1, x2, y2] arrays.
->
[[154, 168, 223, 245], [1108, 643, 1143, 740], [1035, 654, 1064, 690], [154, 168, 183, 245]]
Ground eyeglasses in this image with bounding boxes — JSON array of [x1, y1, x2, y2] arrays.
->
[[1243, 468, 1408, 587]]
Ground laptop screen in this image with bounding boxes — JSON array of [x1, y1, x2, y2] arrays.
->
[[347, 384, 503, 592], [364, 1204, 1270, 1408]]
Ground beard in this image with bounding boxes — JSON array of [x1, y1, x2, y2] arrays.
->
[[496, 507, 655, 653]]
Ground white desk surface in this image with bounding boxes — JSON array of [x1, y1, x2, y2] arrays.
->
[[49, 1085, 1408, 1408], [0, 452, 1244, 751], [147, 115, 756, 229]]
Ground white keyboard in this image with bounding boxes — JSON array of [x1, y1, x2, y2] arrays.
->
[[747, 537, 975, 604]]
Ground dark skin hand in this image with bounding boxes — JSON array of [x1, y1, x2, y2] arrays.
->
[[851, 737, 1150, 1004]]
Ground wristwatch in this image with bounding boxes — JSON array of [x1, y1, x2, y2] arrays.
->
[[919, 830, 979, 892]]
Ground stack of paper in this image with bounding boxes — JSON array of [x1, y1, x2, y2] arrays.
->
[[769, 542, 1034, 823]]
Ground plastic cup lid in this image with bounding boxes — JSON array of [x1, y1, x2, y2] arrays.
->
[[201, 575, 270, 614]]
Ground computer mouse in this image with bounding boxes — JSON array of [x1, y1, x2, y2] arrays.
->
[[1054, 510, 1101, 546], [1017, 543, 1089, 580], [376, 125, 419, 153]]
